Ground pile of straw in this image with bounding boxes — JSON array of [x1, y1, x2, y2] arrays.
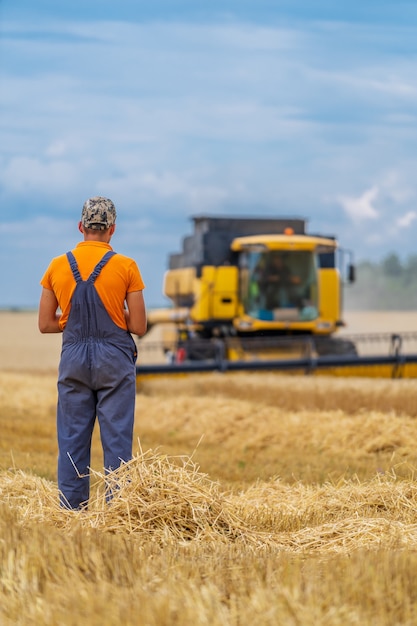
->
[[0, 449, 265, 545], [231, 473, 417, 552], [3, 450, 417, 553], [78, 448, 254, 543]]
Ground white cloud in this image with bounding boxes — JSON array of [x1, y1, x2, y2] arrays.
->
[[396, 210, 417, 229], [0, 157, 78, 195], [338, 186, 379, 222], [45, 141, 69, 158], [96, 170, 230, 213], [380, 170, 415, 204]]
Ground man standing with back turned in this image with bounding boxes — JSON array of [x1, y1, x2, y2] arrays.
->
[[38, 196, 147, 509]]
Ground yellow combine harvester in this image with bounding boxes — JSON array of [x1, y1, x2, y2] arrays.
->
[[137, 216, 417, 379]]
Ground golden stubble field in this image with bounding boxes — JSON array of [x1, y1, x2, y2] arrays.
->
[[2, 310, 417, 625]]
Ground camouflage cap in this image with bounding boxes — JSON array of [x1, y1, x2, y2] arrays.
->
[[81, 196, 117, 230]]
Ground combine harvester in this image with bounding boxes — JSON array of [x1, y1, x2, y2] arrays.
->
[[137, 215, 417, 380]]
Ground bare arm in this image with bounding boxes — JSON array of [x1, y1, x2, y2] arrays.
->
[[38, 288, 62, 333], [125, 290, 147, 336]]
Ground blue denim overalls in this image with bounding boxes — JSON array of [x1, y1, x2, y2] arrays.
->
[[57, 250, 138, 509]]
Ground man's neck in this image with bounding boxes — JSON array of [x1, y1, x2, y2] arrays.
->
[[83, 231, 112, 244]]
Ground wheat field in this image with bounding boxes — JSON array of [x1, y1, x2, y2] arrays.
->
[[2, 311, 417, 625]]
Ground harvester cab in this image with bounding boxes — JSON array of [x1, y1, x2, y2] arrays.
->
[[146, 215, 357, 363]]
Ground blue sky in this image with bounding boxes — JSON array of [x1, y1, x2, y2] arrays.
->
[[1, 1, 417, 308]]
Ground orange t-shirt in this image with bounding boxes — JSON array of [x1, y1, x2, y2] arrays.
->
[[40, 241, 145, 331]]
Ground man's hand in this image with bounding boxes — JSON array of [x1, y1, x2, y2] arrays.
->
[[125, 290, 147, 336], [38, 288, 62, 333]]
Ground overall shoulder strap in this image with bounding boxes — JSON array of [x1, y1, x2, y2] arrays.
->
[[88, 251, 117, 284], [66, 251, 82, 283]]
